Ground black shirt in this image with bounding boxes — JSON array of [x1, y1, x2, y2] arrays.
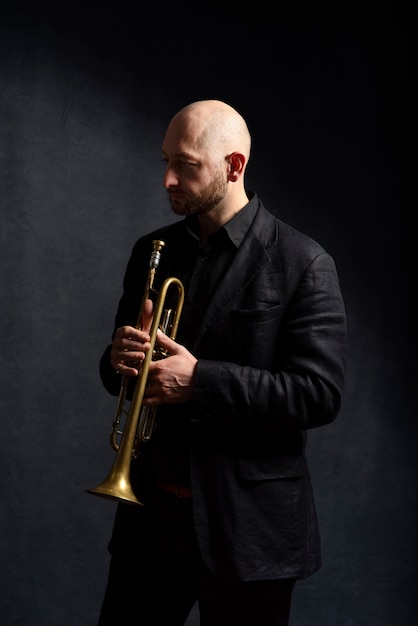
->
[[150, 194, 259, 487], [176, 193, 259, 349]]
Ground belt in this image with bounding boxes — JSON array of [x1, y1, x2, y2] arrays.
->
[[156, 480, 192, 498]]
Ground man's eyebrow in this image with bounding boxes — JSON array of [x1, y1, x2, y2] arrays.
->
[[161, 150, 199, 160]]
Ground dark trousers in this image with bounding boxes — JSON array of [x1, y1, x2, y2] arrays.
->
[[97, 491, 296, 626]]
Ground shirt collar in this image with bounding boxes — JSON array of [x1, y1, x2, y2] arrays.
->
[[221, 192, 258, 248], [184, 192, 259, 249]]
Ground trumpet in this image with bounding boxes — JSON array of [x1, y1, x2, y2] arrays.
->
[[87, 239, 185, 506]]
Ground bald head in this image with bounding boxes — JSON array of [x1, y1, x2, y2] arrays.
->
[[166, 99, 251, 165], [162, 100, 251, 230]]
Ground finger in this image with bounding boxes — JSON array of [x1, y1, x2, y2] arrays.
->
[[115, 326, 150, 346], [112, 360, 140, 377], [112, 328, 150, 363], [115, 325, 138, 340]]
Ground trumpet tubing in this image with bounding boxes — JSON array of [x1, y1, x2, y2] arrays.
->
[[87, 240, 185, 506]]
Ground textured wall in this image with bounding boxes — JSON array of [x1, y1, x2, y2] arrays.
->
[[0, 3, 414, 625]]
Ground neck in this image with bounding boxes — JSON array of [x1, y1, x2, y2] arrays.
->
[[197, 190, 249, 244]]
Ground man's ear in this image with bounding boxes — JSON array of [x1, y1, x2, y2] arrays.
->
[[227, 152, 246, 181]]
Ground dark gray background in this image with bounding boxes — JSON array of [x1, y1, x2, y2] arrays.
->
[[0, 2, 414, 625]]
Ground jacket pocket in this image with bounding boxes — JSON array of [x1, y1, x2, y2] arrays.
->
[[237, 455, 305, 482], [227, 305, 283, 368], [231, 303, 283, 325]]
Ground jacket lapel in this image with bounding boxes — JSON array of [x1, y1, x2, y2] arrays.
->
[[195, 203, 276, 342]]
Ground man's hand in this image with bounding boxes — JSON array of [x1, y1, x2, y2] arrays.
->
[[143, 330, 198, 405], [110, 298, 153, 375]]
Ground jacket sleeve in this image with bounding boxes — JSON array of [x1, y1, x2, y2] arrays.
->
[[192, 250, 347, 433]]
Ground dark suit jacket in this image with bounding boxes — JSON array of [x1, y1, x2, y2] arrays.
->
[[100, 195, 347, 582]]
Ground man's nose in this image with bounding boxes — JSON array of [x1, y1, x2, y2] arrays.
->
[[163, 167, 178, 188]]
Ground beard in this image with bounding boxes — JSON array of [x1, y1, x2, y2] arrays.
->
[[167, 169, 227, 216]]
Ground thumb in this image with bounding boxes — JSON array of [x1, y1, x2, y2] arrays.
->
[[156, 328, 180, 354], [141, 298, 154, 334]]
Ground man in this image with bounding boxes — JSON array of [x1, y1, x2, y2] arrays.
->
[[96, 99, 347, 625]]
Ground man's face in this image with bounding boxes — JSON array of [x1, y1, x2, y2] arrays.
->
[[161, 123, 228, 217], [165, 163, 227, 217]]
